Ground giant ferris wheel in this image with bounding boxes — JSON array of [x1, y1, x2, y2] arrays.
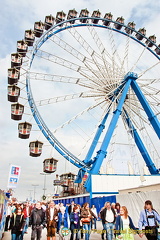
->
[[8, 9, 160, 192]]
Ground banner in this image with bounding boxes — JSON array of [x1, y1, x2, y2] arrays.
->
[[7, 165, 21, 189]]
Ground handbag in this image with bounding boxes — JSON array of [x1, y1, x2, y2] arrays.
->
[[81, 217, 91, 223]]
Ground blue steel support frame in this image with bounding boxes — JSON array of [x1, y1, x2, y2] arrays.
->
[[123, 108, 159, 174], [131, 80, 160, 139], [85, 73, 134, 191]]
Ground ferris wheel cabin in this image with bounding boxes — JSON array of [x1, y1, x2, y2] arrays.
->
[[43, 158, 58, 173], [67, 9, 77, 24], [18, 122, 32, 139], [103, 12, 113, 26], [146, 35, 156, 47], [17, 40, 28, 57], [8, 68, 20, 85], [56, 11, 66, 26], [91, 10, 101, 24], [29, 140, 43, 157], [45, 15, 55, 30], [135, 28, 146, 41], [79, 9, 89, 23], [8, 85, 20, 102], [11, 53, 22, 70], [25, 30, 35, 46], [34, 21, 44, 38], [125, 22, 136, 34], [11, 103, 24, 120], [114, 17, 124, 30], [155, 44, 160, 55]]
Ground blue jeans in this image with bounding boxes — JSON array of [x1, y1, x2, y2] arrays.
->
[[104, 222, 115, 240], [83, 223, 91, 240], [91, 218, 97, 229], [11, 233, 23, 240], [23, 217, 29, 233]]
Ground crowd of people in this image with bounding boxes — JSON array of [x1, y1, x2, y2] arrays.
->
[[4, 199, 160, 240]]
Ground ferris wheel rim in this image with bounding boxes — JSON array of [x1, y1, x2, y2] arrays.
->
[[25, 14, 160, 171]]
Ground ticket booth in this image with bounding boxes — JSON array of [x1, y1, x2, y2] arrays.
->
[[135, 28, 146, 41], [43, 158, 58, 173], [103, 12, 113, 26], [11, 53, 22, 69], [17, 40, 28, 57], [8, 85, 20, 102], [67, 9, 77, 24], [8, 68, 20, 85], [29, 140, 43, 157], [114, 16, 124, 30], [11, 103, 24, 120], [91, 10, 101, 24], [18, 122, 32, 139], [34, 21, 44, 38], [79, 9, 89, 23], [25, 29, 35, 46], [45, 15, 55, 30]]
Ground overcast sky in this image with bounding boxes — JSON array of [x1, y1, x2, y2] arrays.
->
[[0, 0, 160, 202]]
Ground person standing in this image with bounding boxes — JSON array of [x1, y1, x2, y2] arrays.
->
[[100, 201, 116, 240], [138, 200, 160, 240], [70, 205, 81, 240], [115, 206, 137, 240], [90, 205, 98, 230], [46, 201, 58, 240], [30, 202, 46, 240], [68, 201, 75, 216], [23, 202, 31, 234], [80, 202, 96, 240], [9, 207, 25, 240], [5, 202, 12, 231]]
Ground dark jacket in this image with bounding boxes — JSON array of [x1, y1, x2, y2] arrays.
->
[[100, 208, 116, 224], [70, 212, 80, 230], [115, 215, 137, 235], [30, 207, 46, 227], [46, 207, 58, 228], [9, 213, 26, 234]]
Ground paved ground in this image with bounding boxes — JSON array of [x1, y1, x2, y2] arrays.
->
[[3, 221, 147, 239]]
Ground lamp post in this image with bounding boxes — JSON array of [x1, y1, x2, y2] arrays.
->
[[40, 173, 51, 196], [28, 189, 33, 200], [32, 184, 39, 201]]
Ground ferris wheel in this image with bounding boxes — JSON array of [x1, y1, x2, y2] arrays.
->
[[8, 9, 160, 192]]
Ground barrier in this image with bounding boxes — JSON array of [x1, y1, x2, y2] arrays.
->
[[0, 190, 8, 239], [53, 193, 116, 214]]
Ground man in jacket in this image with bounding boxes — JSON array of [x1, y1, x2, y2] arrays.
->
[[30, 202, 46, 240], [100, 202, 116, 240], [46, 201, 58, 240]]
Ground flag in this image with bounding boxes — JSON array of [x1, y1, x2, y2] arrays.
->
[[7, 165, 21, 189]]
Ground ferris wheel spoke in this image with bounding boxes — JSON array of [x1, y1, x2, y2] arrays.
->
[[35, 49, 104, 87], [49, 35, 108, 82], [129, 47, 146, 72], [87, 26, 124, 82], [53, 99, 106, 134], [119, 36, 130, 73], [138, 61, 160, 78], [108, 29, 124, 73], [28, 72, 102, 90], [35, 91, 106, 106], [67, 27, 115, 85]]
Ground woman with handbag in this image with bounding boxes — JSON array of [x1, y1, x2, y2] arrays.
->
[[80, 202, 96, 240], [115, 206, 137, 240]]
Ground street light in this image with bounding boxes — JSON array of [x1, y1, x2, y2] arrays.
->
[[40, 173, 51, 196], [28, 189, 33, 200], [32, 184, 39, 201]]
